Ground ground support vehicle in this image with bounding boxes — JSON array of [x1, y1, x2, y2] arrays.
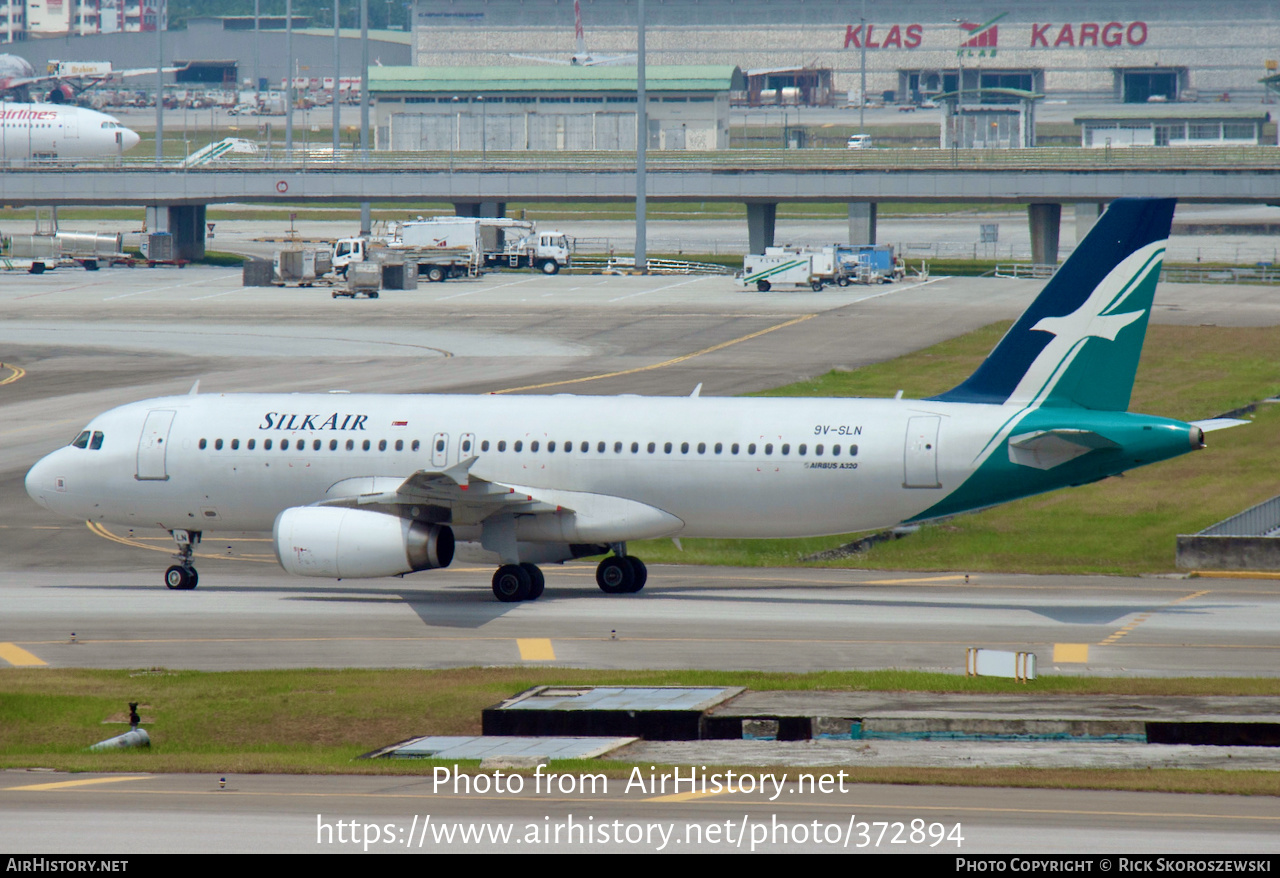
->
[[5, 231, 127, 273], [332, 262, 381, 298], [330, 217, 571, 282], [740, 252, 828, 292]]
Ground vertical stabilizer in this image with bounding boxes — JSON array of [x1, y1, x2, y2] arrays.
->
[[930, 198, 1174, 411], [574, 0, 586, 56]]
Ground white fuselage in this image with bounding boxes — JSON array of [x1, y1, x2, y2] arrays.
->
[[0, 103, 140, 160], [25, 392, 998, 540]]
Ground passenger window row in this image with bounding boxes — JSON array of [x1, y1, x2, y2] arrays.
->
[[198, 437, 422, 452], [477, 439, 858, 457], [194, 436, 859, 458]]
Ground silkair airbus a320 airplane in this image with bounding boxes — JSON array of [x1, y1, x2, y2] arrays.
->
[[26, 199, 1236, 601]]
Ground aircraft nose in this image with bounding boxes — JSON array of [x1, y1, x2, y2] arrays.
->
[[25, 454, 54, 510], [122, 128, 141, 152]]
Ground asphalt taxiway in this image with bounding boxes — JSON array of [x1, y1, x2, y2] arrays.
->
[[2, 266, 1278, 678], [3, 771, 1278, 853], [4, 259, 1280, 855]]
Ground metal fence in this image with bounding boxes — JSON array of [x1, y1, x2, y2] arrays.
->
[[568, 255, 733, 275], [1161, 265, 1280, 284], [1199, 494, 1280, 537], [6, 145, 1280, 173]]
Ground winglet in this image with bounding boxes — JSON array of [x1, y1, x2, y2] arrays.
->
[[690, 383, 703, 398], [188, 380, 200, 396]]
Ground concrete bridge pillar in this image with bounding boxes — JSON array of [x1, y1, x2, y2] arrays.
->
[[145, 205, 206, 261], [746, 202, 777, 254], [1075, 202, 1105, 243], [848, 202, 877, 245], [1028, 202, 1062, 266], [454, 202, 507, 218]]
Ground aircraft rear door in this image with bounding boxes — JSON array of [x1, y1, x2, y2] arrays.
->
[[136, 410, 176, 481], [903, 416, 941, 489], [431, 432, 449, 468]]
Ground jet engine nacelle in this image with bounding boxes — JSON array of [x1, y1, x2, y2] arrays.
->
[[273, 506, 454, 578], [46, 84, 75, 104]]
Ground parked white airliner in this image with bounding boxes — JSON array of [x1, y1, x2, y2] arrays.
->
[[0, 102, 140, 160], [25, 199, 1235, 601]]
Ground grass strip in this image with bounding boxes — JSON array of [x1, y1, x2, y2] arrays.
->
[[2, 668, 1278, 791]]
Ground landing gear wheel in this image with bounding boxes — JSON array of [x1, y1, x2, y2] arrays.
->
[[165, 565, 197, 590], [756, 280, 771, 292], [596, 556, 635, 594], [520, 563, 545, 600], [625, 557, 647, 593], [492, 564, 531, 602], [540, 260, 560, 275], [426, 266, 445, 282]]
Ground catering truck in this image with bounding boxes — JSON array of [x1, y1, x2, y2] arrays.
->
[[329, 217, 571, 282]]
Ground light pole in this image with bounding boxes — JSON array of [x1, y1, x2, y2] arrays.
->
[[859, 0, 866, 136], [286, 0, 294, 158], [450, 95, 459, 170], [477, 95, 486, 162], [635, 0, 646, 271], [332, 0, 340, 156]]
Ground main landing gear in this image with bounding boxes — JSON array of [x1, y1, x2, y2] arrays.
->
[[595, 546, 647, 595], [489, 546, 649, 601], [165, 530, 200, 590], [491, 562, 546, 602]]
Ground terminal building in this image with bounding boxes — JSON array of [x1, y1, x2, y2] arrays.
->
[[411, 0, 1280, 104]]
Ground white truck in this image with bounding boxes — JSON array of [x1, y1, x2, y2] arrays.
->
[[329, 217, 572, 282]]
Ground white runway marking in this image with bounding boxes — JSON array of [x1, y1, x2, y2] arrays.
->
[[434, 277, 541, 301], [103, 273, 238, 301]]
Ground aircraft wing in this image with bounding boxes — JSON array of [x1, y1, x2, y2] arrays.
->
[[508, 54, 573, 65], [320, 457, 566, 525], [318, 458, 683, 545], [5, 65, 189, 94]]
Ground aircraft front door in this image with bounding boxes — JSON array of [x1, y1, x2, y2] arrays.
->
[[432, 432, 449, 468], [903, 416, 941, 489], [136, 410, 176, 481]]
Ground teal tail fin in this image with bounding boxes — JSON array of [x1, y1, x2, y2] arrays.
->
[[930, 198, 1175, 411]]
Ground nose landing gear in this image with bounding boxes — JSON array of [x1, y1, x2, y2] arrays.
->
[[165, 530, 201, 590]]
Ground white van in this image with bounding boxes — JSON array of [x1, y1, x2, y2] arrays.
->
[[846, 134, 872, 149]]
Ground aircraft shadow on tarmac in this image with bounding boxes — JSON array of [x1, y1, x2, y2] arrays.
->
[[41, 579, 1237, 628]]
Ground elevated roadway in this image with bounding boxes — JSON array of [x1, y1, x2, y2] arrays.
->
[[4, 147, 1278, 261]]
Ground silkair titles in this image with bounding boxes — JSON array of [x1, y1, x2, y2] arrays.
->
[[259, 413, 370, 431]]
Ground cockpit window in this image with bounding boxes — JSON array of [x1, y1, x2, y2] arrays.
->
[[71, 430, 91, 449], [89, 431, 104, 450]]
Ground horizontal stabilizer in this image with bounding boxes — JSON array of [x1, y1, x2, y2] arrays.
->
[[1007, 429, 1119, 470], [1191, 418, 1250, 433]]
